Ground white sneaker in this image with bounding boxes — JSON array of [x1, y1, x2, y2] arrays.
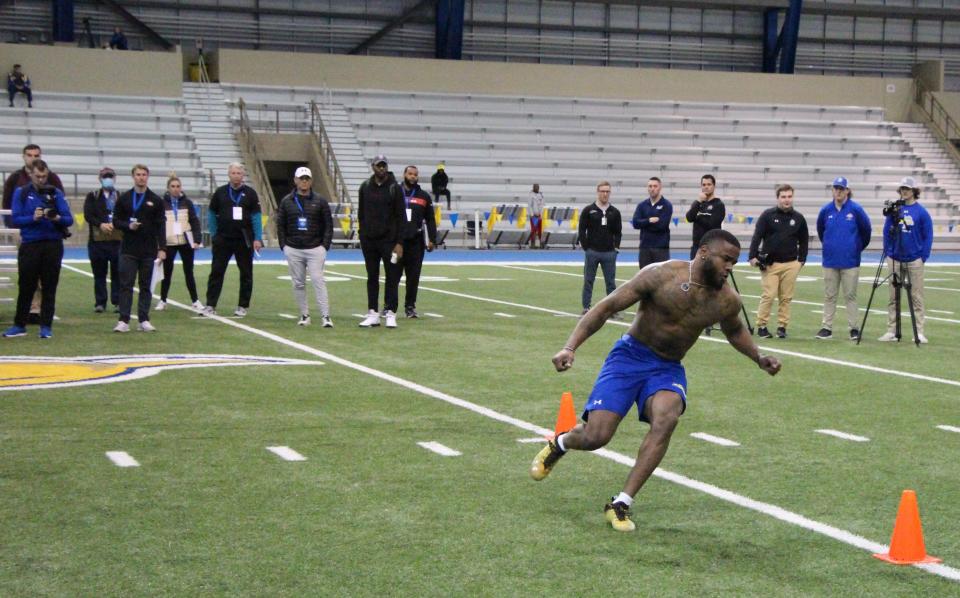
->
[[358, 310, 380, 327], [155, 300, 166, 311], [234, 307, 247, 317], [201, 306, 216, 317], [322, 316, 333, 328], [113, 321, 130, 333], [918, 334, 929, 344], [877, 332, 897, 342], [192, 300, 204, 312], [385, 310, 397, 328], [298, 315, 311, 327], [139, 320, 156, 332]]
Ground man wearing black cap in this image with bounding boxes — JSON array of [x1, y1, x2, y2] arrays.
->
[[83, 167, 123, 313], [357, 155, 404, 328]]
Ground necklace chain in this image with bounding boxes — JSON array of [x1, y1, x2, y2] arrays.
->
[[681, 260, 706, 292]]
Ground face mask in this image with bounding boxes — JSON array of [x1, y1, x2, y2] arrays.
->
[[101, 178, 115, 190]]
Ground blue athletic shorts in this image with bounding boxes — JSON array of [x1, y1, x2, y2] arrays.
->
[[583, 333, 687, 422]]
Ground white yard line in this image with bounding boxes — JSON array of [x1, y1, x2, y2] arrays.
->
[[936, 425, 960, 434], [493, 312, 517, 318], [690, 432, 741, 447], [62, 264, 960, 582], [815, 429, 871, 442], [417, 441, 462, 457], [278, 313, 297, 320], [266, 446, 307, 461], [424, 312, 444, 318], [516, 437, 549, 443], [105, 451, 140, 467]]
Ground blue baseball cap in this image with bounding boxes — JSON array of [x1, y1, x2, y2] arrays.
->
[[832, 176, 848, 188]]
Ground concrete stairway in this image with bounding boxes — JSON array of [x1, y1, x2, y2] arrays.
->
[[316, 103, 369, 203], [895, 122, 960, 204], [182, 82, 243, 193]]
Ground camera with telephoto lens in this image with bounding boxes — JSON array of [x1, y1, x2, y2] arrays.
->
[[882, 198, 905, 217], [757, 252, 772, 271], [39, 185, 71, 238]]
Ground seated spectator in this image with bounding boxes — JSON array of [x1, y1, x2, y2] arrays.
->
[[109, 27, 129, 50], [7, 64, 31, 108]]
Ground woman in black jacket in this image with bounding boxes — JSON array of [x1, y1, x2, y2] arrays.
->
[[156, 174, 203, 312]]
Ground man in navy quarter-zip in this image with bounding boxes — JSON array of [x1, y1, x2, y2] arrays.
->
[[112, 164, 166, 333], [632, 177, 672, 269], [203, 163, 262, 318]]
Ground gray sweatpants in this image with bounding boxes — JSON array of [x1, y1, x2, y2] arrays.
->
[[283, 245, 329, 317]]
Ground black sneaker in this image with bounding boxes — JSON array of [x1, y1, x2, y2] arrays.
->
[[849, 328, 860, 340], [529, 438, 566, 481], [815, 328, 832, 340], [603, 500, 636, 532], [703, 326, 713, 336], [756, 326, 772, 338], [776, 327, 787, 339], [405, 308, 419, 319]]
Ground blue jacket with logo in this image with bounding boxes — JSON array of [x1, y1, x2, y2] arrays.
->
[[631, 197, 672, 249], [816, 198, 871, 268], [882, 202, 933, 262], [10, 183, 74, 244]]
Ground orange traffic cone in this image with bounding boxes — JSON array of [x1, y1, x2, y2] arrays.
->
[[873, 490, 942, 565], [552, 391, 577, 438]]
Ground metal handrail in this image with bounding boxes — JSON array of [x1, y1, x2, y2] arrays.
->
[[308, 100, 352, 211], [913, 77, 960, 168], [236, 98, 278, 214]]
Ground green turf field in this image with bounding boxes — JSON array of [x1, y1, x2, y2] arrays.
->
[[2, 260, 959, 596]]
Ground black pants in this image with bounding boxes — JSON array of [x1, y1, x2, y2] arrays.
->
[[88, 240, 120, 308], [118, 253, 155, 323], [360, 237, 402, 312], [402, 237, 426, 310], [14, 240, 62, 328], [8, 84, 32, 106], [206, 236, 253, 309], [638, 247, 670, 269], [161, 243, 198, 302]]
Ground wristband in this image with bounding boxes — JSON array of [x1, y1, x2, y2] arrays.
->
[[563, 346, 576, 353]]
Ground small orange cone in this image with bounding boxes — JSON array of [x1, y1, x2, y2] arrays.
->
[[873, 490, 942, 565], [552, 392, 578, 438]]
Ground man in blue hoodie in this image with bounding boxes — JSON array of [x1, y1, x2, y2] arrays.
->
[[815, 177, 871, 340], [2, 160, 73, 339], [878, 177, 933, 344]]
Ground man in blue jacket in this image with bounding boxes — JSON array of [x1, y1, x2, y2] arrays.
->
[[3, 160, 73, 339], [815, 177, 871, 340], [878, 177, 933, 344], [631, 177, 672, 269]]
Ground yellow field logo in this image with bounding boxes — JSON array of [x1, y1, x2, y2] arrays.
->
[[0, 354, 323, 392]]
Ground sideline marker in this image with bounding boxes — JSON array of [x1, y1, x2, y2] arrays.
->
[[873, 490, 941, 565]]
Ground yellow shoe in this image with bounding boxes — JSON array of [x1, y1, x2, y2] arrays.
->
[[604, 500, 636, 532], [529, 438, 565, 481]]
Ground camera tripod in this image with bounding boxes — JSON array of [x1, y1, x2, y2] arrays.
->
[[856, 211, 920, 346], [728, 270, 754, 335]]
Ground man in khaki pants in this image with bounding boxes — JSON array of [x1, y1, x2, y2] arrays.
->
[[748, 184, 809, 339]]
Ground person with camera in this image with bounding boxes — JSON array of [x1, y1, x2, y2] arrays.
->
[[3, 160, 73, 339], [878, 177, 933, 344], [112, 165, 166, 333], [277, 167, 334, 328], [83, 167, 123, 313], [815, 177, 871, 340], [748, 184, 808, 339]]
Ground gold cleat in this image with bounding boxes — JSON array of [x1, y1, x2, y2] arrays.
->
[[529, 438, 565, 481], [604, 501, 636, 532]]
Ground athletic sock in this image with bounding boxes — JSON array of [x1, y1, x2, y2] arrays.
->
[[614, 492, 633, 507], [555, 433, 567, 452]]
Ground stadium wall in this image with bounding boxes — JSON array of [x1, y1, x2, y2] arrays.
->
[[215, 49, 915, 121], [0, 43, 182, 97]]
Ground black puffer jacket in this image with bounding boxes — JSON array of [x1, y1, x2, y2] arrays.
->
[[276, 190, 334, 251]]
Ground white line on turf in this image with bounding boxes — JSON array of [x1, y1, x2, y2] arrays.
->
[[929, 309, 955, 314], [936, 425, 960, 434], [266, 446, 307, 461], [516, 437, 548, 443], [690, 432, 741, 447], [417, 441, 462, 457], [424, 312, 444, 318], [493, 312, 516, 318], [278, 313, 297, 320], [468, 277, 512, 281], [105, 451, 140, 467], [815, 429, 870, 442], [62, 264, 960, 582]]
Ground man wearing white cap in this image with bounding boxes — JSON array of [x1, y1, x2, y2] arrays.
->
[[815, 176, 871, 340], [277, 166, 334, 328], [878, 176, 933, 343]]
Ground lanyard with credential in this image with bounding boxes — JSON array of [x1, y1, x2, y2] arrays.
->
[[104, 190, 116, 213], [132, 190, 145, 214], [170, 197, 179, 219], [294, 195, 306, 217], [228, 187, 243, 206], [402, 185, 416, 208]]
